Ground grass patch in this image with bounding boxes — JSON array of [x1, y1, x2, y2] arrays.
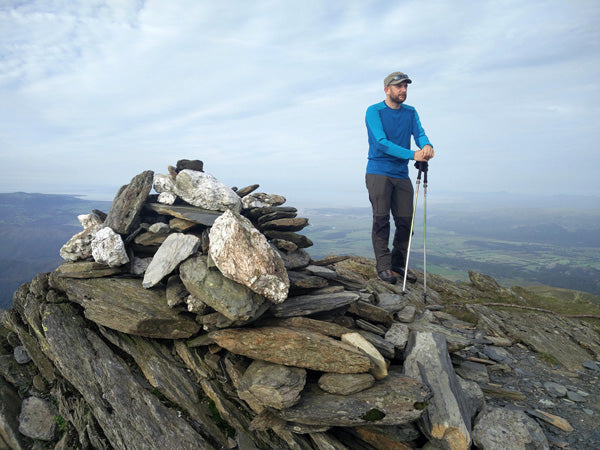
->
[[451, 285, 600, 322], [338, 257, 376, 279], [512, 286, 600, 317], [54, 415, 68, 433], [362, 408, 386, 422], [208, 400, 236, 438], [537, 352, 560, 366], [18, 382, 32, 398], [445, 306, 478, 325], [150, 388, 180, 409], [414, 401, 428, 411], [525, 285, 600, 307]]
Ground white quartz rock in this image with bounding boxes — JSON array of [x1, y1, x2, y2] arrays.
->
[[77, 213, 103, 229], [175, 170, 242, 212], [91, 227, 130, 267], [209, 209, 289, 303], [59, 224, 103, 262]]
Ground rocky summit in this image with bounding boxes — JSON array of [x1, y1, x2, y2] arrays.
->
[[1, 159, 599, 450]]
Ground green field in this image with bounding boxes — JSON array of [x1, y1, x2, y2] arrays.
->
[[302, 203, 600, 296]]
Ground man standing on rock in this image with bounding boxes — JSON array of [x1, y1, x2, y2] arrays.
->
[[365, 71, 434, 284]]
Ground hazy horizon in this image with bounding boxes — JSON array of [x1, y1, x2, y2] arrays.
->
[[2, 186, 599, 211]]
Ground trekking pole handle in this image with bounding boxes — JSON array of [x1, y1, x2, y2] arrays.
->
[[414, 160, 428, 183]]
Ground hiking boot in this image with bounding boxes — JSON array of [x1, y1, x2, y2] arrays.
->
[[377, 269, 398, 284], [393, 268, 417, 284]]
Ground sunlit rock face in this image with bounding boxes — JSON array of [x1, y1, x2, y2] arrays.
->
[[209, 209, 289, 304], [154, 170, 242, 213]]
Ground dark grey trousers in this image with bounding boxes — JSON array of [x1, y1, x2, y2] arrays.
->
[[365, 173, 414, 273]]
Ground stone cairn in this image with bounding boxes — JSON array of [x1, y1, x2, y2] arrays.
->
[[2, 159, 598, 449]]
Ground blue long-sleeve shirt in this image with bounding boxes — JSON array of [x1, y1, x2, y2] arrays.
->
[[365, 101, 432, 179]]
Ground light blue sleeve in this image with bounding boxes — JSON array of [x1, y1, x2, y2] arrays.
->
[[366, 106, 415, 160], [412, 109, 432, 149]]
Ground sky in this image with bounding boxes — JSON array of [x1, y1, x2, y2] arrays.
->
[[1, 0, 599, 208]]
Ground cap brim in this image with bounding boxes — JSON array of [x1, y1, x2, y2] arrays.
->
[[389, 78, 412, 85]]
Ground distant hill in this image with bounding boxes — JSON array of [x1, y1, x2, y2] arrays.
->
[[0, 192, 112, 309]]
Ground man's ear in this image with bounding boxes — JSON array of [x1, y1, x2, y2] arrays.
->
[[384, 85, 390, 95]]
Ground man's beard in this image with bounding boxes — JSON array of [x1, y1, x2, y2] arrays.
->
[[393, 93, 406, 104]]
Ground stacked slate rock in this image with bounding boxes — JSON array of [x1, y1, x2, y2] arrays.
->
[[1, 159, 598, 449]]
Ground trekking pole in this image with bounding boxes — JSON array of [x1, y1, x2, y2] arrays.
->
[[422, 166, 428, 303], [402, 166, 422, 293]]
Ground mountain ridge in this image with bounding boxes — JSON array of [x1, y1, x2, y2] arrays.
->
[[0, 164, 599, 449]]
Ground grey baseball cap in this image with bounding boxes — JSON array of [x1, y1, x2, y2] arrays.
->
[[384, 72, 412, 87]]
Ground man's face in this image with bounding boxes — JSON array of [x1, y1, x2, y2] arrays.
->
[[385, 82, 408, 104]]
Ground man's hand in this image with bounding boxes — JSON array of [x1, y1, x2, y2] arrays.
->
[[414, 144, 434, 161]]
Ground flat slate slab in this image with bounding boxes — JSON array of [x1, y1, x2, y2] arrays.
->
[[55, 261, 126, 278], [64, 277, 200, 339], [209, 326, 370, 374], [269, 292, 360, 318], [274, 368, 431, 427], [145, 203, 222, 226]]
